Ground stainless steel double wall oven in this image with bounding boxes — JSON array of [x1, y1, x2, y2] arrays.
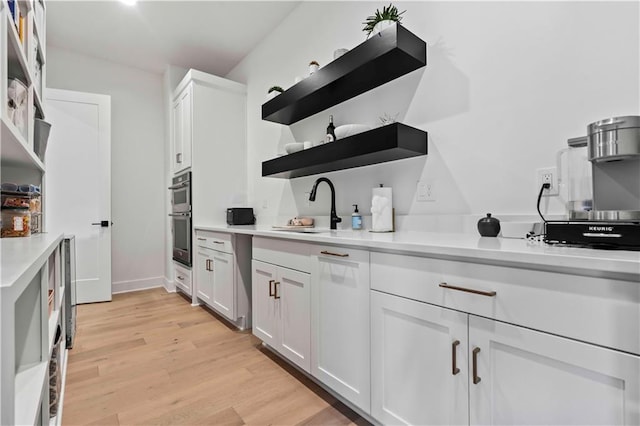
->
[[169, 171, 192, 266]]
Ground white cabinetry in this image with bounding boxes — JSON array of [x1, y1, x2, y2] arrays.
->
[[372, 289, 640, 426], [371, 291, 468, 425], [1, 2, 59, 424], [252, 259, 311, 372], [195, 246, 213, 305], [211, 250, 234, 317], [251, 260, 278, 348], [311, 245, 370, 413], [2, 0, 48, 235], [169, 70, 246, 305], [371, 252, 640, 426], [173, 261, 192, 297], [171, 84, 192, 173], [170, 69, 247, 225], [469, 315, 639, 425], [1, 0, 47, 174], [1, 234, 65, 426], [194, 230, 251, 329], [252, 237, 312, 372]]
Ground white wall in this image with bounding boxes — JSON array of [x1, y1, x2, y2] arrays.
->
[[47, 47, 166, 293], [227, 1, 639, 231]]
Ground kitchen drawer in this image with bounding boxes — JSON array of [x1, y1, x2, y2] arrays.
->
[[195, 230, 233, 254], [253, 236, 311, 273], [174, 262, 192, 296], [371, 252, 640, 355]]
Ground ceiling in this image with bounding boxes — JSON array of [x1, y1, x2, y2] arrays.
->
[[46, 1, 301, 76]]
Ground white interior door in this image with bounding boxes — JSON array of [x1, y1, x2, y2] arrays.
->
[[45, 88, 111, 304]]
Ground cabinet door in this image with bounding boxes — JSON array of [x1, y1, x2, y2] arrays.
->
[[171, 98, 183, 173], [211, 250, 235, 321], [172, 86, 192, 173], [277, 266, 311, 372], [195, 248, 213, 305], [311, 246, 371, 412], [371, 291, 469, 425], [180, 85, 192, 170], [174, 263, 192, 296], [252, 260, 278, 348], [469, 316, 640, 425]]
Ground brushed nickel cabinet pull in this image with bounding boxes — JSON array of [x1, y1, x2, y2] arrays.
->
[[274, 281, 281, 299], [269, 280, 275, 297], [320, 250, 349, 257], [439, 283, 496, 297], [452, 340, 460, 375], [197, 237, 206, 241], [177, 275, 184, 281], [213, 241, 225, 245], [176, 153, 182, 164], [472, 347, 481, 384]]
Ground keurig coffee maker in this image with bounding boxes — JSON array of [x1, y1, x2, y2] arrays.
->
[[546, 115, 640, 250]]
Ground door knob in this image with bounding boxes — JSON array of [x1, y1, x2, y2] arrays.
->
[[91, 220, 112, 227]]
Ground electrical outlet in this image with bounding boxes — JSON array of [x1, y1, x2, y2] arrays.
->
[[417, 180, 435, 202], [536, 167, 558, 196]]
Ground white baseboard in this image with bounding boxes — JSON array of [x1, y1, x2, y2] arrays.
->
[[112, 276, 164, 294], [163, 276, 176, 293]]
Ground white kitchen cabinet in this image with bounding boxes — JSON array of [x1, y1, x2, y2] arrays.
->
[[252, 259, 311, 372], [1, 235, 65, 426], [196, 246, 235, 319], [194, 230, 251, 329], [371, 251, 640, 358], [171, 83, 192, 173], [372, 290, 640, 426], [1, 0, 48, 174], [195, 247, 213, 305], [371, 291, 469, 425], [211, 250, 234, 318], [173, 261, 192, 297], [172, 70, 247, 226], [469, 316, 640, 426], [311, 245, 371, 413], [252, 260, 278, 348], [371, 249, 640, 426]]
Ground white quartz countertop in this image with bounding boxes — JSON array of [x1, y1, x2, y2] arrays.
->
[[1, 233, 64, 292], [195, 225, 640, 280]]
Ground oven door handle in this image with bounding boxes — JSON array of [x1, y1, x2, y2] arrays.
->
[[168, 213, 191, 217], [168, 182, 189, 190]]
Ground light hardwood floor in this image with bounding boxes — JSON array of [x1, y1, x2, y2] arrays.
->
[[63, 288, 368, 425]]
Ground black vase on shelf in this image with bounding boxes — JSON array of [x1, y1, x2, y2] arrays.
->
[[477, 213, 501, 237]]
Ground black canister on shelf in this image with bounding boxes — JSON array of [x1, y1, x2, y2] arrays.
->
[[477, 213, 501, 237]]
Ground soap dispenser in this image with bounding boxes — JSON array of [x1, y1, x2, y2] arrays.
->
[[351, 204, 362, 230]]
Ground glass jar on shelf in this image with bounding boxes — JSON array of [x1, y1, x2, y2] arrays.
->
[[1, 208, 31, 238]]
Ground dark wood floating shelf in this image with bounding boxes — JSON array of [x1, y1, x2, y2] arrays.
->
[[262, 24, 427, 125], [262, 123, 427, 179]]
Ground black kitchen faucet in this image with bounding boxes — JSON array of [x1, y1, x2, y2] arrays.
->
[[309, 177, 342, 230]]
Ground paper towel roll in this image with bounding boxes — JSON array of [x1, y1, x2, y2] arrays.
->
[[371, 186, 393, 232]]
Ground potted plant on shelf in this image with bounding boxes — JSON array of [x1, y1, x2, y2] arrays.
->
[[308, 60, 320, 75], [266, 85, 284, 101], [362, 3, 406, 38]]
